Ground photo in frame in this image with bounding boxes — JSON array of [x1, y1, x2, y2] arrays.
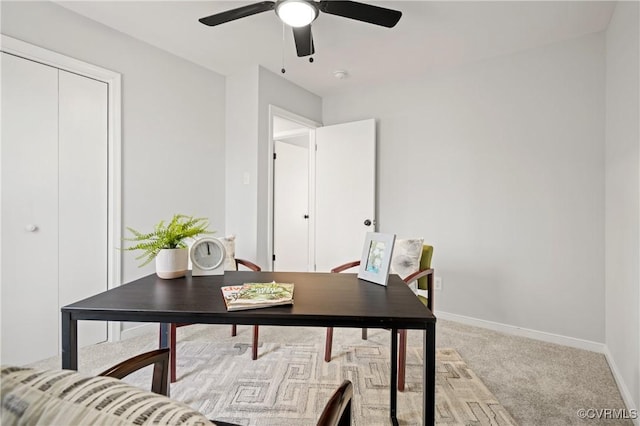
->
[[357, 232, 396, 286]]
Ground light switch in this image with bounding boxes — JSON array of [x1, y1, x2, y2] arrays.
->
[[243, 172, 250, 185]]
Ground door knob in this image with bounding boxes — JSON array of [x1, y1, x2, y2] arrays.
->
[[25, 224, 38, 232], [364, 219, 372, 226]]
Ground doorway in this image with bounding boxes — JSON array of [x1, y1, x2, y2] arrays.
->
[[268, 106, 377, 273], [269, 108, 319, 272]]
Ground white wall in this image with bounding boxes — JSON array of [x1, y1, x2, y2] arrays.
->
[[1, 2, 227, 328], [605, 0, 640, 412], [225, 67, 260, 261], [225, 66, 322, 268], [323, 33, 606, 343]]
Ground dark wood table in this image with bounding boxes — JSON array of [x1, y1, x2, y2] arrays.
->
[[61, 271, 436, 425]]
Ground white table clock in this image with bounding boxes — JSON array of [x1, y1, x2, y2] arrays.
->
[[190, 237, 226, 276]]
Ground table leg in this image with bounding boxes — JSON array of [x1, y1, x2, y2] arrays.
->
[[390, 327, 398, 426], [61, 312, 77, 370], [159, 323, 172, 396], [423, 323, 436, 426]]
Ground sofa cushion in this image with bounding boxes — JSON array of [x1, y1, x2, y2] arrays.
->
[[1, 366, 214, 426]]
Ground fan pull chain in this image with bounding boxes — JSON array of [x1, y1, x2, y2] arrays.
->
[[281, 23, 286, 74]]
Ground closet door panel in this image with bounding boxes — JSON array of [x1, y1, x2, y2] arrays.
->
[[1, 53, 60, 365], [58, 70, 108, 348]]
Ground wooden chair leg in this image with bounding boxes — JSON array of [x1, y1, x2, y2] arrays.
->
[[361, 328, 368, 340], [398, 329, 407, 392], [170, 323, 177, 383], [325, 327, 334, 362], [231, 324, 237, 336], [252, 325, 259, 360]]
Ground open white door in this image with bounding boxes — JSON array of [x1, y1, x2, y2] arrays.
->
[[314, 119, 376, 272]]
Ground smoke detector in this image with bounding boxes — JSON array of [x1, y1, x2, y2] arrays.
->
[[333, 70, 348, 79]]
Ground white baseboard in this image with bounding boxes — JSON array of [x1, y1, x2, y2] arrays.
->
[[603, 346, 640, 425], [119, 323, 156, 341], [435, 310, 606, 353]]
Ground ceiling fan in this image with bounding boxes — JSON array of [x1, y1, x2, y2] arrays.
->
[[199, 0, 402, 58]]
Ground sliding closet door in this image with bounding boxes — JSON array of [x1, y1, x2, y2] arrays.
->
[[1, 53, 60, 364], [58, 70, 108, 348], [1, 54, 108, 365]]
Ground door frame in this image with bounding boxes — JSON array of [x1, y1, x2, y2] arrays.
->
[[267, 105, 321, 271], [1, 35, 123, 342]]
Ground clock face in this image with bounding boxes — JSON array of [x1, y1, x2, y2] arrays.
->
[[191, 238, 224, 270]]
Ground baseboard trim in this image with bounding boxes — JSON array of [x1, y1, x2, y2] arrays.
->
[[120, 323, 156, 341], [436, 311, 606, 353], [603, 346, 640, 425]]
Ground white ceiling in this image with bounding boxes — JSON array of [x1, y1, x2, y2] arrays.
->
[[56, 1, 615, 97]]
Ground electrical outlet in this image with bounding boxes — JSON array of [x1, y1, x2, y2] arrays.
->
[[434, 276, 442, 291]]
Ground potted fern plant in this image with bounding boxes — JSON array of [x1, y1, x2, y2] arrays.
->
[[124, 214, 213, 279]]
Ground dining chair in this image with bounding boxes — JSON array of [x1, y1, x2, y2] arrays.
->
[[230, 258, 262, 361], [103, 350, 355, 426], [326, 244, 434, 392], [213, 380, 354, 426], [100, 348, 171, 396], [162, 257, 262, 383], [316, 380, 354, 426]]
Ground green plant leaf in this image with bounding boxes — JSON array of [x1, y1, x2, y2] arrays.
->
[[122, 214, 214, 267]]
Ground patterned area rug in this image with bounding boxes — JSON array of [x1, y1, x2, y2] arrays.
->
[[123, 338, 517, 426]]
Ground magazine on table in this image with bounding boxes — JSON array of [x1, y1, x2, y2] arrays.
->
[[221, 281, 294, 311]]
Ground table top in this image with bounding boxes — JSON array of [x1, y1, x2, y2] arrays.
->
[[62, 271, 436, 330]]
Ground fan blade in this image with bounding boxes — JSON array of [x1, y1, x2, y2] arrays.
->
[[318, 1, 401, 28], [292, 25, 315, 57], [199, 1, 275, 26]]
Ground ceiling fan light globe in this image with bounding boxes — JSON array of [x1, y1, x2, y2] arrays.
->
[[276, 0, 318, 27]]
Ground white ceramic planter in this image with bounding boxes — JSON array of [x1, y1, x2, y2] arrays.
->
[[155, 248, 188, 279]]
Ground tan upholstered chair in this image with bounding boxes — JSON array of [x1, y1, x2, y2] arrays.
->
[[326, 244, 434, 391], [2, 349, 354, 426]]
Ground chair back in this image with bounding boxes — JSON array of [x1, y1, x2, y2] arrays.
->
[[99, 348, 170, 396], [316, 380, 353, 426], [235, 258, 261, 272], [418, 245, 433, 291]]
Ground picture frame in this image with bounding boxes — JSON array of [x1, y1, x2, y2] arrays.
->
[[357, 232, 396, 286]]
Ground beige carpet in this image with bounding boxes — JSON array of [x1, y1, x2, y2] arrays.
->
[[28, 325, 517, 425]]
